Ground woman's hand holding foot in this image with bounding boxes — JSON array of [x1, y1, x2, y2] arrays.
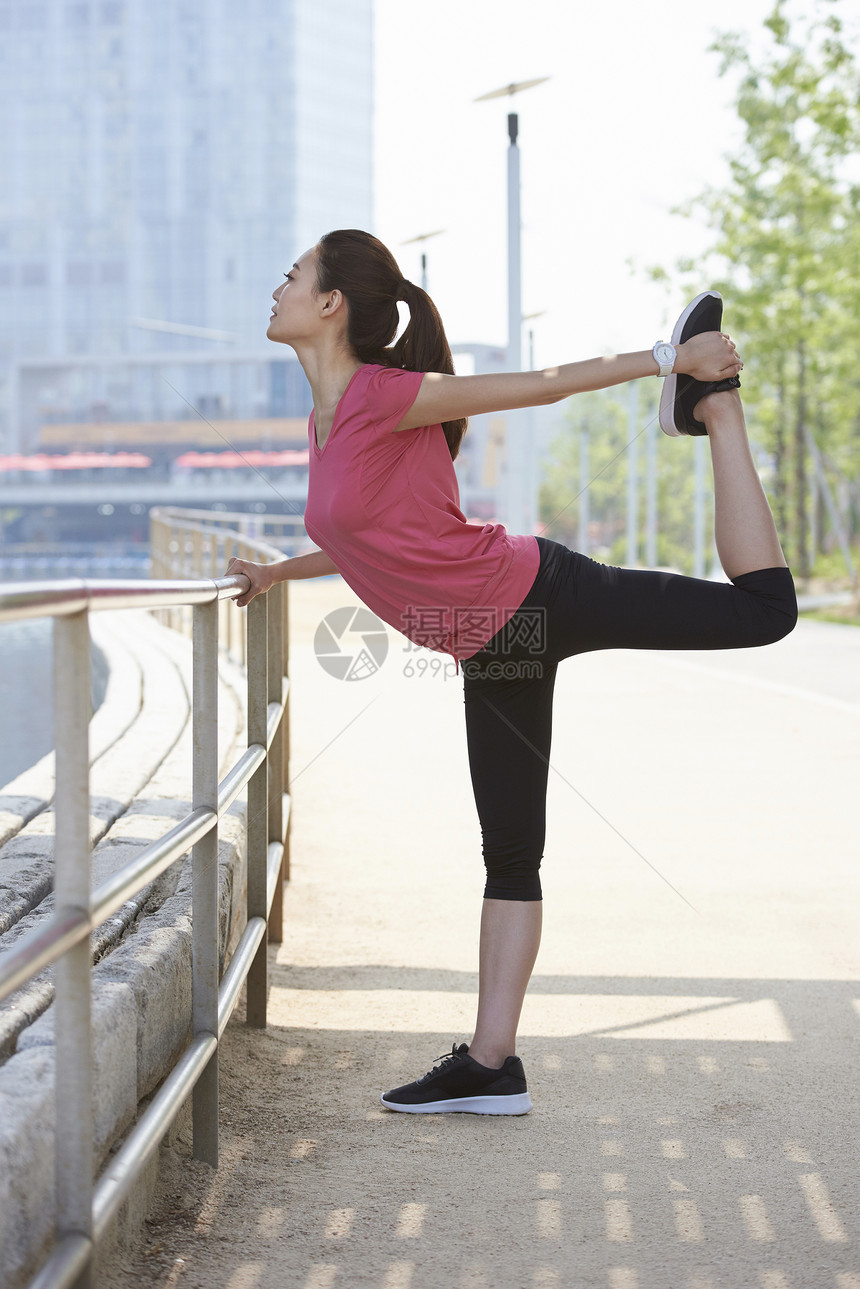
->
[[676, 331, 743, 382]]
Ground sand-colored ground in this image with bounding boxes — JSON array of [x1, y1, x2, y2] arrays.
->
[[104, 575, 860, 1289]]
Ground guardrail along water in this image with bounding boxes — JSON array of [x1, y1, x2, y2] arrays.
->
[[0, 508, 292, 1289]]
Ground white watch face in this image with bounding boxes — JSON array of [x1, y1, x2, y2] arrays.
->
[[655, 343, 675, 365]]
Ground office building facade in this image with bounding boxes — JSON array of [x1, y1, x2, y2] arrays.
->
[[0, 0, 373, 448]]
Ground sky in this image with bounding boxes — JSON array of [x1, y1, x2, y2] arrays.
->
[[373, 0, 859, 371]]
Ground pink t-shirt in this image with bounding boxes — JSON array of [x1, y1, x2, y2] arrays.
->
[[303, 363, 541, 674]]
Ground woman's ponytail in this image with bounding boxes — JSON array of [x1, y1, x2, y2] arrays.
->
[[315, 230, 467, 461]]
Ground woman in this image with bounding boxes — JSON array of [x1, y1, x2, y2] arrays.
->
[[226, 229, 797, 1116]]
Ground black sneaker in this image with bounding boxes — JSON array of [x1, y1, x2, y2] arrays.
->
[[659, 290, 741, 437], [380, 1042, 533, 1115]]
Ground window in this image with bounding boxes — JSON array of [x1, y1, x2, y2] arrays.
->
[[18, 4, 46, 27], [21, 263, 47, 286], [100, 260, 125, 285], [67, 262, 92, 287]]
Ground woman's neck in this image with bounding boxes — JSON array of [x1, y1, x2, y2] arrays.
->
[[293, 340, 363, 426]]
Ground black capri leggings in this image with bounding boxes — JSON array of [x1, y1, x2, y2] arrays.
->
[[461, 536, 798, 902]]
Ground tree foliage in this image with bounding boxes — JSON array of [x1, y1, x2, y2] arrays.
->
[[653, 0, 860, 579], [538, 387, 715, 576]]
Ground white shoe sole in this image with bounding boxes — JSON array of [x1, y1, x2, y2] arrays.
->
[[659, 290, 722, 437], [380, 1091, 533, 1115]]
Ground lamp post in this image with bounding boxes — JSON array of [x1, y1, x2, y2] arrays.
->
[[401, 229, 445, 293], [626, 382, 639, 567], [523, 310, 546, 372], [523, 310, 546, 535], [475, 77, 549, 535]]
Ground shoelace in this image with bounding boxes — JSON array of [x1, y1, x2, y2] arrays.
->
[[415, 1042, 468, 1086]]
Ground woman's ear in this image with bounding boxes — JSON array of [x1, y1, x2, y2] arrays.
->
[[321, 288, 346, 316]]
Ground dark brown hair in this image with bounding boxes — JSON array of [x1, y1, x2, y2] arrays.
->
[[314, 229, 467, 461]]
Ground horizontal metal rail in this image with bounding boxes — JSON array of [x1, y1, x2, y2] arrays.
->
[[68, 818, 290, 1265], [92, 1032, 218, 1242], [217, 745, 267, 816], [1, 716, 287, 1003], [217, 919, 267, 1041], [1, 507, 293, 1289], [0, 910, 91, 1004], [157, 519, 288, 565], [90, 807, 218, 928], [267, 842, 285, 914], [27, 1235, 92, 1289], [151, 505, 306, 531], [267, 699, 284, 749], [0, 573, 250, 625]]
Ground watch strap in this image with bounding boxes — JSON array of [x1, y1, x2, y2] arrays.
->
[[652, 340, 676, 378]]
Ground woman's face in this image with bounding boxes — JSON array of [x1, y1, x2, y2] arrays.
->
[[266, 246, 321, 344]]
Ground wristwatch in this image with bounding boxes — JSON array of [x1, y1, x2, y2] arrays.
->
[[652, 340, 677, 377]]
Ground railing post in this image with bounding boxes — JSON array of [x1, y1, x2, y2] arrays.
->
[[246, 593, 268, 1027], [173, 527, 182, 631], [267, 582, 285, 943], [216, 532, 229, 656], [282, 576, 291, 883], [230, 535, 243, 667], [191, 599, 219, 1166], [190, 528, 204, 640], [53, 610, 94, 1289]]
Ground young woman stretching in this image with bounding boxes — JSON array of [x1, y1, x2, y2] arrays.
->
[[226, 229, 797, 1116]]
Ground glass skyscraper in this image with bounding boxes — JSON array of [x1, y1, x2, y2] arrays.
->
[[0, 0, 373, 448]]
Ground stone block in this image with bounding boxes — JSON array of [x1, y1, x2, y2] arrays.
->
[[18, 979, 137, 1163], [0, 1047, 56, 1289], [98, 923, 193, 1101]]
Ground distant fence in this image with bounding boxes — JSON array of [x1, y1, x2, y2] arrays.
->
[[150, 505, 307, 661], [0, 509, 293, 1289]]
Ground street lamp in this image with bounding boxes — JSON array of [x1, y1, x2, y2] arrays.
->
[[522, 310, 546, 371], [522, 310, 546, 538], [401, 230, 445, 292], [474, 79, 548, 373], [475, 77, 549, 535]]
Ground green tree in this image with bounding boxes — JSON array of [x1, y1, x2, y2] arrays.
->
[[538, 387, 712, 575], [652, 0, 860, 580]]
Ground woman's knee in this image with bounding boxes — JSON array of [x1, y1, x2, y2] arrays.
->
[[483, 871, 543, 901], [762, 599, 798, 644], [482, 851, 543, 901], [733, 566, 798, 645]]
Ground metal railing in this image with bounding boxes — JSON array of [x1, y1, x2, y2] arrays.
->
[[149, 505, 306, 671], [0, 517, 291, 1289]]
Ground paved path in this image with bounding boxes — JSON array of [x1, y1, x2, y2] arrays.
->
[[107, 577, 860, 1289]]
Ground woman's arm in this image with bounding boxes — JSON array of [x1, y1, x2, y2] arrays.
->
[[395, 332, 742, 432], [270, 548, 340, 581], [225, 547, 339, 607]]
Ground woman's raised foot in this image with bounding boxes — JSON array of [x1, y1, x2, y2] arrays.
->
[[693, 384, 744, 429]]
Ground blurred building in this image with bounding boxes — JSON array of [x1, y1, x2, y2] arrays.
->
[[0, 0, 373, 453]]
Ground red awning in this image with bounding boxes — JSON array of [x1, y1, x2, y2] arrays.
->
[[0, 452, 152, 471], [173, 449, 309, 469]]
